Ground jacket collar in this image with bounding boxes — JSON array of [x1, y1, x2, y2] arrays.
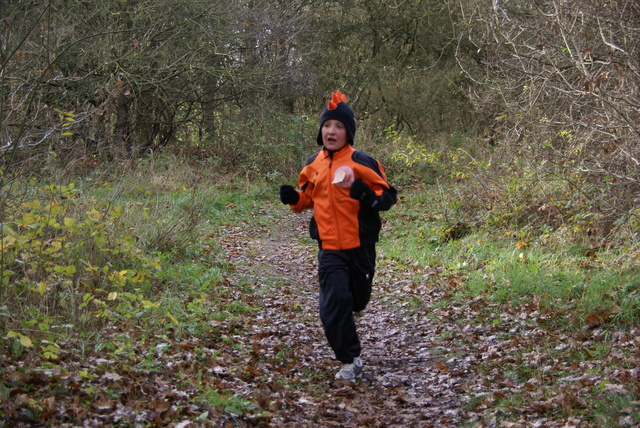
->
[[323, 144, 353, 159]]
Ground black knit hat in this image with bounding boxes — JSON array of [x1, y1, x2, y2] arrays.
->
[[316, 90, 356, 145]]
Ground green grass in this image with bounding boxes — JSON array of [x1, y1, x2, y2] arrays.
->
[[382, 187, 640, 330], [198, 388, 259, 417]]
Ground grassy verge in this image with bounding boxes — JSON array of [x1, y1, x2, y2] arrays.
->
[[0, 154, 275, 363], [383, 184, 640, 330]]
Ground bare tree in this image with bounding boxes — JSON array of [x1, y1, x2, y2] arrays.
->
[[456, 0, 640, 232], [0, 0, 245, 170]]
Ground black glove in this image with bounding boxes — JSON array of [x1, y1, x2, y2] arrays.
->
[[349, 179, 375, 205], [280, 184, 300, 205]]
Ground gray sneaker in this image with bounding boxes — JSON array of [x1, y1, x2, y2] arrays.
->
[[335, 357, 363, 381]]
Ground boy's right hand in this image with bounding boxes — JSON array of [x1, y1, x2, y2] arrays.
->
[[279, 185, 300, 205]]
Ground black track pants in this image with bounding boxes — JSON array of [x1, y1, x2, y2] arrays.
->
[[318, 245, 376, 364]]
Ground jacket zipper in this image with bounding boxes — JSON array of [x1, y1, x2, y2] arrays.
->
[[327, 152, 343, 249]]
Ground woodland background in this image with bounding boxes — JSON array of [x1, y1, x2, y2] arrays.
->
[[1, 0, 639, 426], [3, 0, 639, 233]]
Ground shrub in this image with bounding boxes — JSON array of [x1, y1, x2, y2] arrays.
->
[[1, 182, 162, 354]]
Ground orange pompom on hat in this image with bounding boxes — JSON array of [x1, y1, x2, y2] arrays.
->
[[316, 90, 356, 145]]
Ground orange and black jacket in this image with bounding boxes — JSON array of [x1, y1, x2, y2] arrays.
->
[[290, 144, 397, 250]]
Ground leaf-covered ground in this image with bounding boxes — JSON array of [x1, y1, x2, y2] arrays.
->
[[2, 202, 639, 426], [217, 208, 473, 427]]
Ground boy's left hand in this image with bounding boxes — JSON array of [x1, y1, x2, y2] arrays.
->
[[349, 179, 375, 204]]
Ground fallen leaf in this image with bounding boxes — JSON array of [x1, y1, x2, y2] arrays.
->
[[102, 372, 122, 381], [585, 313, 602, 328]]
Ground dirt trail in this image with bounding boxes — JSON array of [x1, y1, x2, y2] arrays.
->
[[219, 204, 472, 427]]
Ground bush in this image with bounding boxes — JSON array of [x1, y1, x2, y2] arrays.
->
[[1, 182, 162, 354]]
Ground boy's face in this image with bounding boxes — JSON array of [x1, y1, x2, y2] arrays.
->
[[321, 119, 349, 151]]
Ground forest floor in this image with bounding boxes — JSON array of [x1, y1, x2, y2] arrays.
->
[[218, 207, 474, 427], [2, 202, 638, 427]]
